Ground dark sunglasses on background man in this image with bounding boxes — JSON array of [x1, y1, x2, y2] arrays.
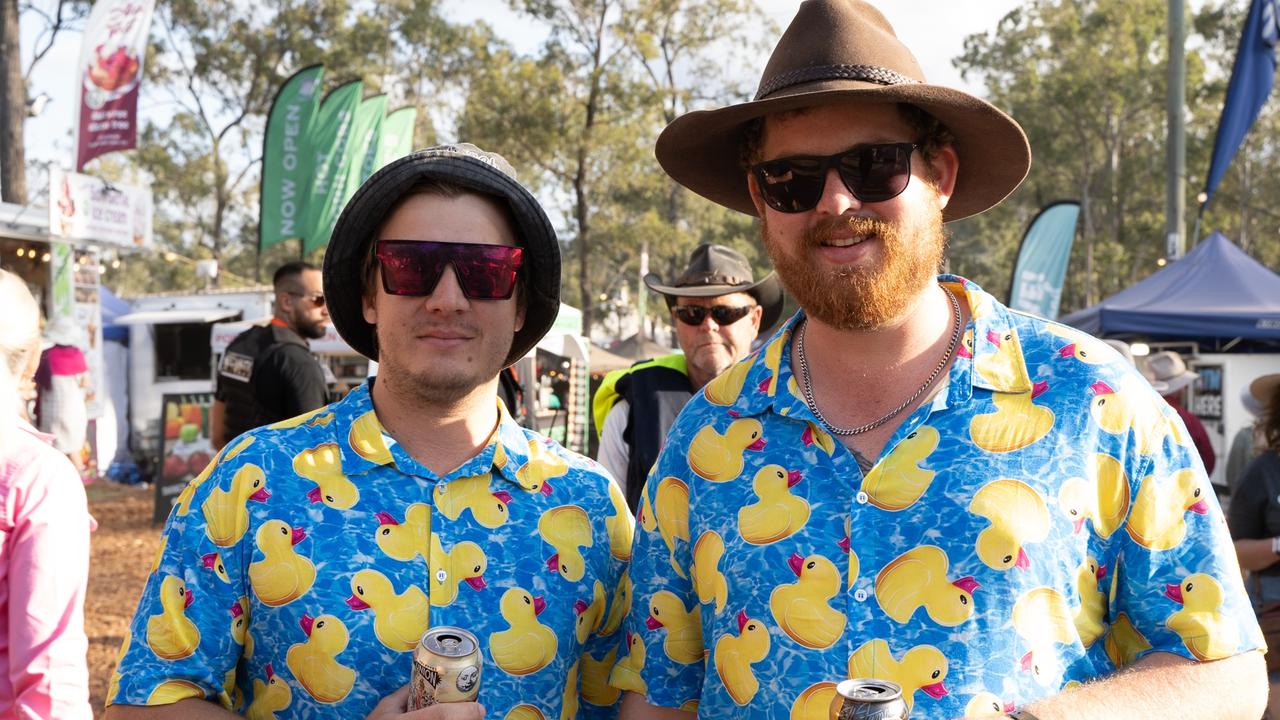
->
[[375, 240, 524, 299], [750, 142, 920, 213], [671, 304, 756, 327], [286, 291, 326, 307]]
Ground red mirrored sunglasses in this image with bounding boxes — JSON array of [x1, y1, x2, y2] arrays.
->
[[374, 240, 524, 300]]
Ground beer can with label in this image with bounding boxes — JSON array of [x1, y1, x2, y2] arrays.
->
[[408, 626, 482, 710], [829, 679, 910, 720]]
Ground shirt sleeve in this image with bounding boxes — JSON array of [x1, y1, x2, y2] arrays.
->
[[579, 473, 633, 720], [4, 453, 93, 720], [1112, 407, 1264, 665], [608, 422, 703, 709], [597, 401, 630, 488], [109, 445, 255, 708]]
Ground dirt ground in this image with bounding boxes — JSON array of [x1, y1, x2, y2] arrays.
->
[[85, 481, 164, 716]]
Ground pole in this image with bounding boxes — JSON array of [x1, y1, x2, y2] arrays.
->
[[637, 242, 649, 340], [1165, 0, 1186, 260]]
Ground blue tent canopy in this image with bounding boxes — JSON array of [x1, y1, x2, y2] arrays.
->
[[1060, 232, 1280, 340], [100, 286, 131, 343]]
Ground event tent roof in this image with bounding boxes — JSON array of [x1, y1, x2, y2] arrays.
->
[[1059, 232, 1280, 340]]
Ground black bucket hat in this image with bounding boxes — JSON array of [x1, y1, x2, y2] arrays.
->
[[323, 143, 560, 367], [644, 243, 785, 332]]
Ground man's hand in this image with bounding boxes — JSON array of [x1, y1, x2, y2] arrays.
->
[[365, 684, 485, 719]]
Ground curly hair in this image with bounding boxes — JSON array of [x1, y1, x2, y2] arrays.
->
[[1263, 383, 1280, 453]]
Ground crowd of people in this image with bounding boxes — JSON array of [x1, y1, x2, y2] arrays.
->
[[1, 0, 1277, 718]]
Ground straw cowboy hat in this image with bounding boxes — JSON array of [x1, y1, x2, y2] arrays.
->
[[44, 316, 82, 347], [654, 0, 1031, 222], [1144, 351, 1199, 395], [644, 244, 785, 332]]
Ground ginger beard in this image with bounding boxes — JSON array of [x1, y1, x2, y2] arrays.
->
[[761, 192, 948, 331]]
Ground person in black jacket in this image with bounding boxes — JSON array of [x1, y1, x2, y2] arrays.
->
[[211, 261, 330, 449]]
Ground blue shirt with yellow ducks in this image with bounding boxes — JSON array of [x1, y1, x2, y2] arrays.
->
[[610, 276, 1263, 720], [109, 380, 632, 718]]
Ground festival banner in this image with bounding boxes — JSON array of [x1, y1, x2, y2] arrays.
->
[[300, 80, 363, 254], [259, 65, 325, 251], [341, 94, 388, 207], [49, 167, 154, 249], [373, 106, 417, 171], [1008, 200, 1081, 320], [74, 0, 157, 170]]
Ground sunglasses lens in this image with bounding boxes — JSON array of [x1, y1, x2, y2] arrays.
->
[[710, 306, 752, 325], [311, 295, 326, 307], [674, 306, 706, 325], [753, 143, 915, 213], [375, 241, 523, 299], [839, 143, 913, 202], [754, 157, 827, 213], [673, 305, 752, 326]]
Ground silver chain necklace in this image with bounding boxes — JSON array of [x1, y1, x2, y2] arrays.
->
[[797, 286, 962, 436]]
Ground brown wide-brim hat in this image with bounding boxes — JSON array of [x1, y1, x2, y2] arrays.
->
[[323, 144, 560, 366], [644, 243, 785, 332], [655, 0, 1031, 223], [1251, 373, 1280, 410]]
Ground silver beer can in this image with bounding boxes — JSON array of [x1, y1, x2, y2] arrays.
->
[[829, 679, 910, 720]]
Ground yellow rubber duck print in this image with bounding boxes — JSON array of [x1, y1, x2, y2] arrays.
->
[[249, 519, 315, 607], [106, 631, 131, 704], [286, 613, 355, 704], [689, 418, 766, 482], [490, 587, 557, 676], [646, 589, 704, 664], [268, 407, 331, 430], [714, 610, 772, 706], [573, 580, 606, 644], [1048, 324, 1113, 365], [245, 663, 292, 720], [516, 438, 568, 496], [146, 680, 204, 704], [654, 477, 691, 579], [1164, 573, 1239, 661], [231, 596, 250, 645], [433, 473, 512, 529], [1088, 376, 1174, 455], [1057, 453, 1130, 540], [770, 553, 846, 649], [637, 487, 656, 534], [968, 380, 1055, 453], [790, 681, 837, 720], [849, 639, 949, 712], [146, 575, 200, 661], [705, 358, 753, 406], [610, 631, 648, 695], [1125, 469, 1210, 550], [1104, 611, 1152, 668], [505, 705, 547, 720], [202, 463, 269, 547], [974, 328, 1029, 389], [759, 332, 787, 397], [375, 503, 430, 562], [969, 479, 1049, 571], [539, 504, 594, 582], [174, 435, 249, 517], [345, 569, 430, 652], [580, 646, 621, 707], [738, 464, 809, 545], [691, 529, 728, 614], [801, 422, 835, 455], [860, 426, 939, 511], [561, 658, 579, 720], [874, 545, 979, 627], [1012, 587, 1075, 683], [429, 532, 487, 606], [841, 515, 859, 590], [293, 443, 359, 510], [964, 692, 1014, 717], [201, 551, 231, 584], [600, 570, 632, 636], [348, 410, 392, 464], [605, 480, 633, 562], [1074, 556, 1107, 647]]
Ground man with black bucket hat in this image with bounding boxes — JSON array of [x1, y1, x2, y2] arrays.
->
[[106, 144, 632, 720], [611, 2, 1266, 719], [592, 243, 782, 513]]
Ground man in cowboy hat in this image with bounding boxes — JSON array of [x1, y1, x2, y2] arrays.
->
[[592, 243, 782, 511], [106, 144, 630, 720], [613, 1, 1266, 718], [1145, 350, 1216, 476]]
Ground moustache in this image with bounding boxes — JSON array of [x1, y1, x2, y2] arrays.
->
[[804, 215, 897, 246]]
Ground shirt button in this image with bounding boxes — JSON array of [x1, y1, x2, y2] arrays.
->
[[856, 491, 869, 504], [854, 588, 869, 602], [435, 569, 447, 584]]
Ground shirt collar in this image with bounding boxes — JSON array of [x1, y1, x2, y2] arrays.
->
[[333, 381, 544, 489], [731, 275, 1032, 421]]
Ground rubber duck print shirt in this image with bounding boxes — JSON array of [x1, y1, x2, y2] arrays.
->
[[610, 276, 1263, 720], [108, 381, 632, 719]]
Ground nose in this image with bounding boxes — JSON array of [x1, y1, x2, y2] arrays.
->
[[421, 264, 469, 312], [812, 166, 862, 216]]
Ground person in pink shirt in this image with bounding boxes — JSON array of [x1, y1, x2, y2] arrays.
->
[[0, 269, 93, 719]]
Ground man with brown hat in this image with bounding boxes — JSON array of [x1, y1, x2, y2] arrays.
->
[[612, 2, 1266, 719], [1144, 350, 1217, 476], [106, 144, 631, 720], [592, 243, 782, 512]]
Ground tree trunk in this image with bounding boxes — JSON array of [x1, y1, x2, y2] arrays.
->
[[0, 0, 26, 203]]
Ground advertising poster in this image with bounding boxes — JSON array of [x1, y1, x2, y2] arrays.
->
[[73, 251, 105, 419], [154, 392, 216, 523], [49, 167, 154, 249], [74, 0, 157, 169]]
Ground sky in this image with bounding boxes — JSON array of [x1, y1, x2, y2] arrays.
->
[[21, 0, 1025, 191]]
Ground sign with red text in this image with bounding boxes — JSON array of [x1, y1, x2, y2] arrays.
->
[[74, 0, 156, 170], [49, 167, 153, 248]]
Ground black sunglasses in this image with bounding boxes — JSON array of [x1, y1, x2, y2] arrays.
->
[[672, 304, 755, 327], [286, 291, 325, 307], [375, 240, 524, 300], [750, 142, 920, 213]]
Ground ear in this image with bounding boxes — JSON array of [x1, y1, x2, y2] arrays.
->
[[927, 145, 960, 210], [750, 303, 764, 332], [746, 172, 770, 218], [513, 301, 526, 334], [361, 280, 378, 325]]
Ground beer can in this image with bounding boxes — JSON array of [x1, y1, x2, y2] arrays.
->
[[408, 626, 482, 710], [829, 679, 910, 720]]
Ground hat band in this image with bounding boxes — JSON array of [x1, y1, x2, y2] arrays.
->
[[677, 272, 751, 288], [756, 64, 919, 101]]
